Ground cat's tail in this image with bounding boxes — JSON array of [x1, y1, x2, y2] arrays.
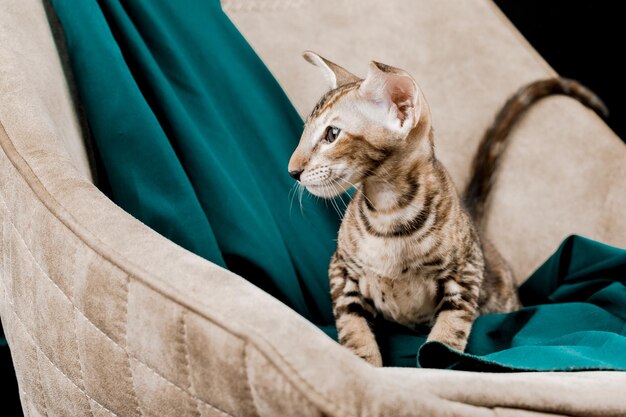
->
[[464, 78, 608, 228]]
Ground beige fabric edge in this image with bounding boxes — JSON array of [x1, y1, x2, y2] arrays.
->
[[0, 115, 481, 417], [0, 121, 468, 416]]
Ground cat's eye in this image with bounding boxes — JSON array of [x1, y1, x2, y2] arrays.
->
[[324, 126, 341, 143]]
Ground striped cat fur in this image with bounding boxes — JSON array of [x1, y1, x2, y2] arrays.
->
[[288, 52, 607, 366]]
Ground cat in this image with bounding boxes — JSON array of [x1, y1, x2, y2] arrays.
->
[[288, 51, 607, 366]]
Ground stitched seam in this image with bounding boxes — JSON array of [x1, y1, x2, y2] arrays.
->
[[248, 334, 347, 416], [89, 399, 120, 417], [6, 215, 139, 415], [0, 122, 353, 416], [242, 343, 261, 417], [132, 359, 232, 417], [7, 301, 121, 417], [5, 196, 350, 417], [181, 311, 202, 417], [243, 343, 334, 417], [74, 313, 95, 417], [0, 193, 51, 417], [124, 276, 144, 417], [70, 228, 95, 417], [6, 218, 232, 417], [34, 348, 50, 417]]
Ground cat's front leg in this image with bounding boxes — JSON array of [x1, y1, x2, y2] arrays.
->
[[329, 253, 382, 367], [427, 266, 480, 351]]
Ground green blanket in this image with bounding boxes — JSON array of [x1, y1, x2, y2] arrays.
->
[[50, 0, 626, 371], [409, 235, 626, 370]]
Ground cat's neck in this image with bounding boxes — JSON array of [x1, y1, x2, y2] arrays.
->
[[360, 124, 438, 212]]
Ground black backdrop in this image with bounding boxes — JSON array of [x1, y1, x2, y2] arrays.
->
[[495, 0, 625, 140], [2, 3, 624, 416]]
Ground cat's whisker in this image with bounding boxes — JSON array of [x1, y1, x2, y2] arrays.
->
[[325, 182, 344, 220], [329, 178, 349, 212], [321, 183, 332, 209], [335, 189, 349, 212], [333, 185, 348, 220], [338, 176, 379, 211], [298, 182, 305, 214], [288, 182, 298, 216]]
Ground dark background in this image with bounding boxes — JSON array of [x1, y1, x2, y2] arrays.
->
[[2, 2, 624, 416], [495, 0, 625, 140]]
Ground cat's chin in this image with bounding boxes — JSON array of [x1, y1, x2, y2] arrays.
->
[[305, 182, 350, 198]]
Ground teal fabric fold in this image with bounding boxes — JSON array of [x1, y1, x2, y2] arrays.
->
[[50, 0, 340, 324], [417, 236, 626, 371], [50, 0, 626, 371]]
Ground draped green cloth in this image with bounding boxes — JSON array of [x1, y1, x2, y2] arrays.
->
[[51, 0, 626, 371], [50, 0, 339, 325], [422, 236, 626, 370]]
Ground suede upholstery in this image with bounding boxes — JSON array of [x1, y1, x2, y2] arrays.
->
[[224, 0, 626, 282], [1, 1, 625, 417]]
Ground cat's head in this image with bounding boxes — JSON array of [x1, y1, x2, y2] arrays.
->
[[288, 51, 431, 198]]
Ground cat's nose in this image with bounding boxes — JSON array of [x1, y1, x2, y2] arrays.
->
[[289, 169, 303, 181]]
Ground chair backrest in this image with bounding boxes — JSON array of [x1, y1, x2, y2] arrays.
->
[[0, 0, 94, 184], [224, 0, 626, 280]]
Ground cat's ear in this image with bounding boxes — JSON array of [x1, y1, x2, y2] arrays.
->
[[303, 51, 360, 89], [359, 61, 420, 134]]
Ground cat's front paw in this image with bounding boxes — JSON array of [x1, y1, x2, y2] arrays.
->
[[361, 351, 383, 367], [352, 344, 383, 367], [426, 332, 467, 352]]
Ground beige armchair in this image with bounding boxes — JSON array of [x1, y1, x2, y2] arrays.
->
[[1, 0, 625, 416]]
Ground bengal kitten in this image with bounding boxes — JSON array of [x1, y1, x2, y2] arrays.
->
[[288, 52, 607, 366]]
